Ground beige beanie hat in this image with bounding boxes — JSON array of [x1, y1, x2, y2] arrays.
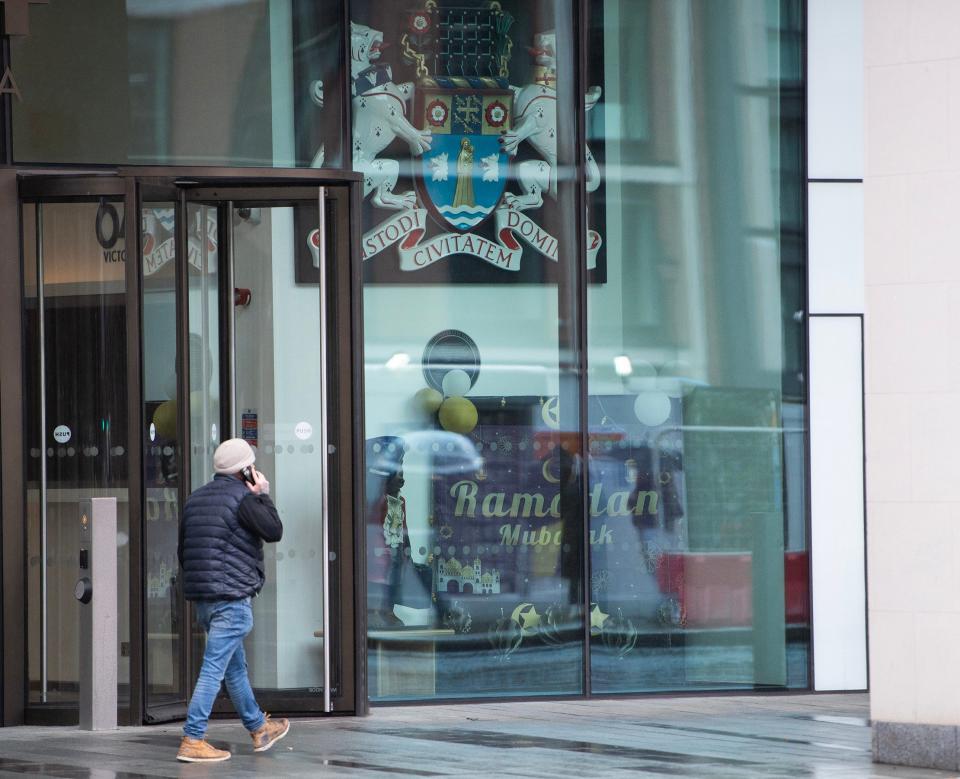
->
[[213, 438, 255, 474]]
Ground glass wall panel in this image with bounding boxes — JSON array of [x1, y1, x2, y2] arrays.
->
[[23, 200, 131, 706], [10, 1, 343, 167], [141, 201, 183, 707], [187, 203, 221, 490], [585, 0, 808, 692], [355, 0, 585, 701]]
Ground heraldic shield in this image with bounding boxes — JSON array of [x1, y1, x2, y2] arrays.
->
[[415, 77, 513, 232]]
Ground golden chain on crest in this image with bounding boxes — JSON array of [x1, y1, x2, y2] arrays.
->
[[401, 33, 429, 79], [488, 3, 510, 78]]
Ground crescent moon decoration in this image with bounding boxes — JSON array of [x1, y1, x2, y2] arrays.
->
[[601, 608, 639, 659], [538, 603, 565, 646], [510, 602, 541, 634], [541, 457, 560, 484], [541, 396, 560, 430], [489, 608, 523, 661]]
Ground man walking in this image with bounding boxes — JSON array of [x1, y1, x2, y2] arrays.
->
[[176, 438, 289, 763]]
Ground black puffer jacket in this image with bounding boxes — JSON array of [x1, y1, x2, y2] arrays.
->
[[179, 474, 282, 601]]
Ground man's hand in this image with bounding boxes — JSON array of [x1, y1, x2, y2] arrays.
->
[[246, 468, 270, 496]]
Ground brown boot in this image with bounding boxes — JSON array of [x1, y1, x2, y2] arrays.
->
[[177, 736, 231, 762], [250, 714, 290, 752]]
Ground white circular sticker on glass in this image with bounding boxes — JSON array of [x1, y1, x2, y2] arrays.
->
[[294, 421, 313, 441], [149, 422, 157, 442], [211, 423, 218, 442], [53, 425, 71, 444]]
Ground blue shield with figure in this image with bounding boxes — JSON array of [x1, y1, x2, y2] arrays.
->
[[415, 78, 513, 232]]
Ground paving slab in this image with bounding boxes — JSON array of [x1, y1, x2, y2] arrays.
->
[[0, 694, 953, 777]]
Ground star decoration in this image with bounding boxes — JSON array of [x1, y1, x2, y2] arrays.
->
[[518, 605, 540, 633], [511, 603, 541, 635], [590, 603, 609, 633]]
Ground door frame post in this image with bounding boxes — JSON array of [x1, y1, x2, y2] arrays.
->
[[0, 168, 25, 726], [123, 175, 145, 727]]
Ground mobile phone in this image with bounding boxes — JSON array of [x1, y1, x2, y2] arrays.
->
[[241, 466, 257, 485]]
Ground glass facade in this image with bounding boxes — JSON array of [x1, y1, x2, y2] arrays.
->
[[8, 0, 808, 711], [10, 1, 344, 167], [585, 0, 808, 693], [357, 0, 807, 701]]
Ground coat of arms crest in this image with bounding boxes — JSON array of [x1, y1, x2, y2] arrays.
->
[[315, 3, 604, 275], [415, 78, 513, 233]]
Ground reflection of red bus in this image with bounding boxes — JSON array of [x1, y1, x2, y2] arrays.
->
[[656, 551, 809, 628]]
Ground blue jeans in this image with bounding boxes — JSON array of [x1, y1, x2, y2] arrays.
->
[[184, 598, 266, 738]]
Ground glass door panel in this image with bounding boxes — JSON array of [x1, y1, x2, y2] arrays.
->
[[229, 198, 330, 706], [187, 202, 222, 490], [183, 184, 354, 716], [140, 192, 188, 715]]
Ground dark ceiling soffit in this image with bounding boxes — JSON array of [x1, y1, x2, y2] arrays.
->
[[11, 165, 363, 183]]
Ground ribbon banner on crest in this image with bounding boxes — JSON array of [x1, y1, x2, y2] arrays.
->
[[360, 207, 601, 272]]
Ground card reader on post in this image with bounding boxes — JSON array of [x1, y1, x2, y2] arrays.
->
[[76, 497, 117, 731]]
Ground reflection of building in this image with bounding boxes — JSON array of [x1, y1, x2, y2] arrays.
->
[[146, 559, 173, 600], [438, 557, 500, 595]]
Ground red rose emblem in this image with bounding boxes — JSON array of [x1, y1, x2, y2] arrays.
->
[[485, 101, 508, 128], [426, 99, 448, 127], [408, 13, 431, 34]]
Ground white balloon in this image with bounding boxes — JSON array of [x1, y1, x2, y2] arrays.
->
[[634, 392, 672, 427], [441, 369, 471, 397]]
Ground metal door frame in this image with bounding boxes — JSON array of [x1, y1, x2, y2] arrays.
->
[[137, 179, 188, 724], [8, 168, 366, 726], [183, 182, 358, 717]]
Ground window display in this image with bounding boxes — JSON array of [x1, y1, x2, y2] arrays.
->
[[357, 0, 586, 699], [585, 0, 809, 691], [362, 0, 808, 701]]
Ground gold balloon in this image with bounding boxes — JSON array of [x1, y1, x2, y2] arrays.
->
[[151, 392, 213, 440], [152, 399, 178, 439], [438, 396, 478, 434], [414, 386, 444, 415]]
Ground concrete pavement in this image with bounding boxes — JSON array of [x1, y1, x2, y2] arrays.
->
[[0, 693, 953, 777]]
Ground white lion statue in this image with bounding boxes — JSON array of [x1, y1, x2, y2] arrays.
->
[[309, 23, 432, 208], [349, 22, 432, 210], [501, 30, 602, 211]]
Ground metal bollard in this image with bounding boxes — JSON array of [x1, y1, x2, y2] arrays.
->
[[75, 497, 117, 731]]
